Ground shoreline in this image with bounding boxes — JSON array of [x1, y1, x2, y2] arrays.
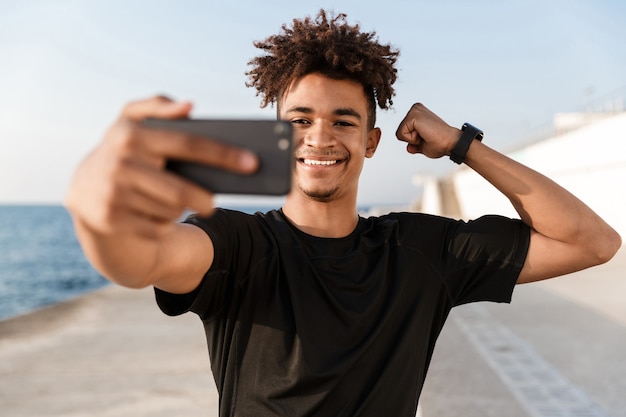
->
[[0, 284, 110, 334]]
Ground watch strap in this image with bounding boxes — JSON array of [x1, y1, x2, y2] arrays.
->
[[450, 122, 483, 164]]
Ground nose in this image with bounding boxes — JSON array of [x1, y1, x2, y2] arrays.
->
[[303, 121, 337, 149]]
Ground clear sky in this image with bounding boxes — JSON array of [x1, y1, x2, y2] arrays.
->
[[1, 0, 625, 206]]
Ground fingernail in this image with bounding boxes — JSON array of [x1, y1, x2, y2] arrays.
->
[[240, 151, 259, 171]]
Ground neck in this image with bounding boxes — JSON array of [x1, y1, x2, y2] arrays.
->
[[282, 193, 359, 238]]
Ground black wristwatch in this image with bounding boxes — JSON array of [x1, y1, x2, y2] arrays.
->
[[449, 123, 484, 164]]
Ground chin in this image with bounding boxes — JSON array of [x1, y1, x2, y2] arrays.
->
[[300, 185, 339, 202]]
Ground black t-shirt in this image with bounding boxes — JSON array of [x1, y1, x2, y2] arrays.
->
[[156, 209, 530, 417]]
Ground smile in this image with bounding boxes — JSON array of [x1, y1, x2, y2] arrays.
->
[[302, 159, 339, 166]]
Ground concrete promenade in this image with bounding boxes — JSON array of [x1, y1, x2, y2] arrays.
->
[[0, 285, 218, 416], [1, 250, 624, 416], [421, 248, 626, 417]]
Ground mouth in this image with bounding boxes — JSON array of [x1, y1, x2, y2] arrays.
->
[[300, 158, 341, 166], [296, 151, 348, 167]]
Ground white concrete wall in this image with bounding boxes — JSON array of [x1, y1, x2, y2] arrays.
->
[[450, 112, 626, 237]]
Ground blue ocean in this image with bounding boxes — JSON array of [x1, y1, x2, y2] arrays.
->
[[0, 205, 107, 321]]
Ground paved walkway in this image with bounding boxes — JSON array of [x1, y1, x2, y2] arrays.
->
[[420, 248, 626, 417], [0, 286, 219, 417], [1, 250, 624, 416]]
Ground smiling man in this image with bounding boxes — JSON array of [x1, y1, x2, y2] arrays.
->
[[281, 73, 381, 236], [66, 10, 621, 417]]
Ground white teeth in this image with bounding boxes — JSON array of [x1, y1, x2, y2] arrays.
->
[[303, 159, 338, 166]]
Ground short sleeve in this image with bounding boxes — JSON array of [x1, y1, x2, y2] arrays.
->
[[153, 210, 241, 320], [154, 209, 275, 320], [443, 215, 530, 306], [154, 267, 231, 319]]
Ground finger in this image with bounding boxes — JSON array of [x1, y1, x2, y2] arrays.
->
[[122, 159, 216, 215], [406, 143, 421, 154], [119, 185, 189, 223], [110, 206, 178, 240], [122, 96, 193, 122], [395, 118, 420, 144], [136, 126, 259, 174], [82, 190, 178, 239], [395, 120, 412, 143]]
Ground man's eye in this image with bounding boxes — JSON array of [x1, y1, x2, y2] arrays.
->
[[335, 121, 354, 127], [291, 119, 310, 125]]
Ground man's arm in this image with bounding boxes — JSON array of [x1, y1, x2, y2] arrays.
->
[[396, 103, 622, 283], [65, 96, 258, 293], [463, 140, 620, 283]]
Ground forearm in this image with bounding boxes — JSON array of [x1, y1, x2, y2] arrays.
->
[[72, 217, 162, 288], [72, 214, 213, 292]]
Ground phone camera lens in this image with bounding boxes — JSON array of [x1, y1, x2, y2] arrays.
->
[[277, 138, 290, 151]]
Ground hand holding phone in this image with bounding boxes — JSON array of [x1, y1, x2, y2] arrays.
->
[[143, 118, 293, 195]]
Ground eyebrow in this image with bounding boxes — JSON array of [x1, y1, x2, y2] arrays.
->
[[285, 106, 362, 120]]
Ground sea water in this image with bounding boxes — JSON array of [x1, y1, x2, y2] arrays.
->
[[0, 205, 108, 321]]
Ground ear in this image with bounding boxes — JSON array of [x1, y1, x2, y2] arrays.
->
[[365, 128, 382, 158]]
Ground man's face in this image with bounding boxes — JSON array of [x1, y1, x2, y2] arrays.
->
[[279, 73, 381, 202]]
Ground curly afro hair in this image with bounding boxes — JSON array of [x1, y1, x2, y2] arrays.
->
[[246, 9, 400, 128]]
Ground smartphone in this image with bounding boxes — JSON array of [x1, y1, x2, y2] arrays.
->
[[143, 118, 293, 195]]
